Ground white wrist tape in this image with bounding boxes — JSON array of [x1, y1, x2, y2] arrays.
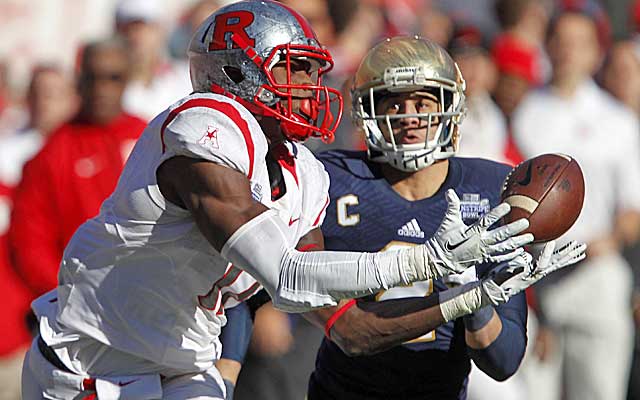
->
[[439, 282, 485, 322], [221, 210, 420, 312]]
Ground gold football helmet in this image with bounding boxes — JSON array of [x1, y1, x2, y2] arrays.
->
[[352, 36, 466, 171]]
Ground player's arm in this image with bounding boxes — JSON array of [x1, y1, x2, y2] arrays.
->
[[463, 297, 527, 381], [305, 240, 585, 357], [214, 233, 325, 397], [304, 295, 447, 356], [296, 227, 444, 355], [216, 302, 253, 399], [298, 229, 463, 356], [157, 156, 404, 310], [157, 156, 531, 312]]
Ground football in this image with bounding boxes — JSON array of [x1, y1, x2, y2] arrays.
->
[[500, 153, 585, 243]]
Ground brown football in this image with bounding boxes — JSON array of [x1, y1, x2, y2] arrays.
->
[[501, 153, 585, 243]]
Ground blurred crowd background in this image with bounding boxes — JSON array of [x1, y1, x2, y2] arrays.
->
[[2, 0, 640, 399]]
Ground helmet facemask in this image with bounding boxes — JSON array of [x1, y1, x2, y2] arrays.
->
[[255, 43, 343, 144], [354, 64, 467, 171]]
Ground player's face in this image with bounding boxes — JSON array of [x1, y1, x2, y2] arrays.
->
[[375, 91, 441, 145], [271, 57, 319, 113]]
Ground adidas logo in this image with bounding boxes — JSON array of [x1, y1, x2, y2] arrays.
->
[[397, 218, 425, 238]]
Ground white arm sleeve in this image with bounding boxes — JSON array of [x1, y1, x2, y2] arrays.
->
[[221, 210, 428, 312]]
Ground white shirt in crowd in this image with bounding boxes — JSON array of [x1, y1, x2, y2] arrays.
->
[[0, 127, 44, 186], [122, 61, 193, 122], [512, 79, 640, 245], [457, 93, 508, 163]]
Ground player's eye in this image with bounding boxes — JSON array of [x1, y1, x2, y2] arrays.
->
[[388, 103, 401, 113], [417, 101, 435, 112], [290, 59, 313, 74]]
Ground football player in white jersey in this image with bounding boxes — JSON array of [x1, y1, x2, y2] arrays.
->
[[21, 1, 535, 399]]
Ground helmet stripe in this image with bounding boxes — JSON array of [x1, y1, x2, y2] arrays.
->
[[231, 33, 263, 65]]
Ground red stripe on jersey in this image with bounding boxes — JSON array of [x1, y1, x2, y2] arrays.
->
[[272, 143, 299, 186], [312, 196, 330, 227], [276, 2, 316, 39], [278, 159, 298, 186], [160, 98, 255, 179]]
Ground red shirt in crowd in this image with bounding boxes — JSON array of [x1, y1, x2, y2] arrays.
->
[[8, 113, 146, 298], [0, 183, 32, 355]]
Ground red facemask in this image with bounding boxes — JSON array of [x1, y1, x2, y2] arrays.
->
[[211, 37, 343, 143]]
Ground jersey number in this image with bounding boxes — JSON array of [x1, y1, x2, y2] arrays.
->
[[376, 241, 436, 343]]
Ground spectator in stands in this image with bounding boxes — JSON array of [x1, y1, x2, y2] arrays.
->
[[417, 3, 454, 48], [512, 8, 640, 400], [168, 0, 222, 61], [449, 26, 508, 162], [495, 0, 550, 49], [600, 38, 640, 400], [0, 62, 27, 140], [491, 36, 542, 165], [0, 66, 78, 399], [115, 0, 192, 120], [491, 38, 541, 121], [8, 38, 146, 301], [322, 0, 384, 79], [0, 182, 32, 400], [492, 0, 550, 108], [601, 40, 640, 114], [0, 65, 78, 187]]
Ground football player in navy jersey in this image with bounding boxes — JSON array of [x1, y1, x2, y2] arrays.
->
[[303, 36, 586, 400]]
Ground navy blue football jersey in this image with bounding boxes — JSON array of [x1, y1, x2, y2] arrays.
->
[[308, 151, 527, 400]]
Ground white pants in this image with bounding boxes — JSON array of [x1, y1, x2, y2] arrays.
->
[[21, 338, 226, 400], [520, 253, 634, 400]]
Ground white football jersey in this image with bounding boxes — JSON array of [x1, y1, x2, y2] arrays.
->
[[36, 93, 330, 374]]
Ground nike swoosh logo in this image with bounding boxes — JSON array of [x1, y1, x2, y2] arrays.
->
[[445, 236, 471, 252], [118, 379, 139, 387], [288, 216, 300, 226], [516, 162, 533, 186]]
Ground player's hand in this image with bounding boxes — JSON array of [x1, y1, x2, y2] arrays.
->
[[481, 240, 587, 306], [424, 189, 534, 277]]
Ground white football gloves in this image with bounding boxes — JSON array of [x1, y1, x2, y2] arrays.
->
[[481, 240, 587, 306], [439, 240, 587, 322], [419, 189, 534, 280]]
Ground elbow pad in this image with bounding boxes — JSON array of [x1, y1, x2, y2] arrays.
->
[[221, 210, 419, 312]]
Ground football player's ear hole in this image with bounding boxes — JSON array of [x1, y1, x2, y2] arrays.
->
[[223, 66, 245, 84]]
